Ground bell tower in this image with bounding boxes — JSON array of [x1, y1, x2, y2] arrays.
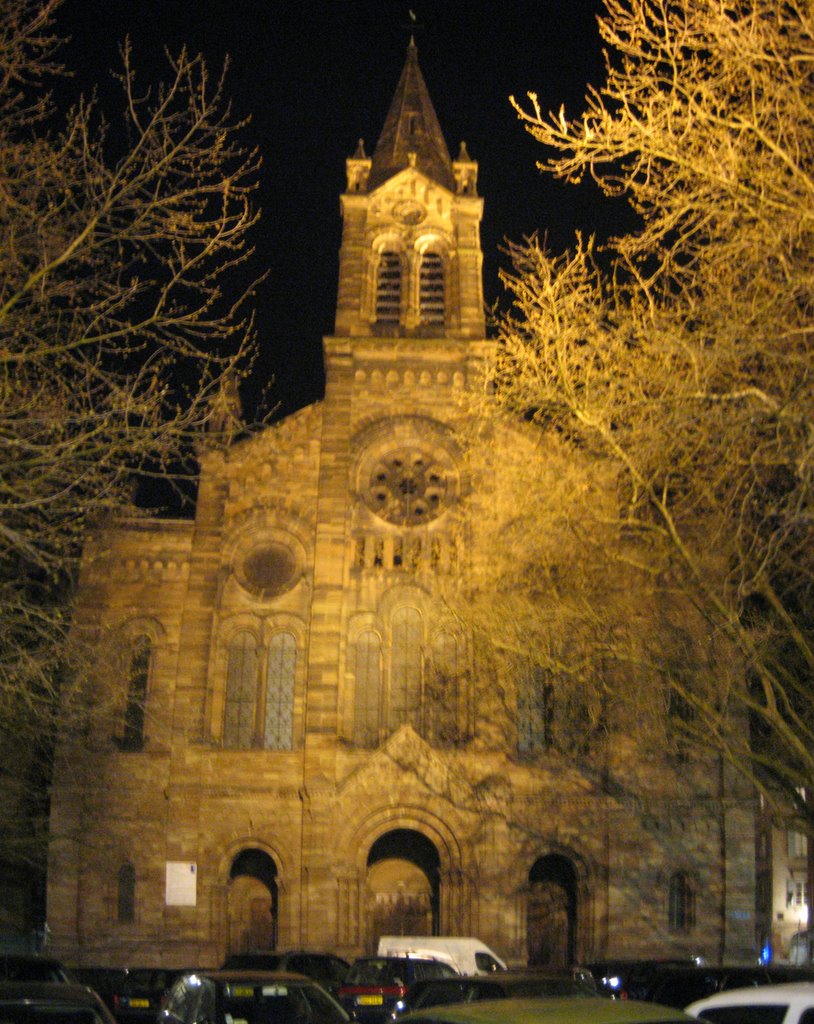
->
[[334, 40, 485, 340]]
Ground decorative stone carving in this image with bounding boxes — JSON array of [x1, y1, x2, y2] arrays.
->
[[363, 445, 451, 525]]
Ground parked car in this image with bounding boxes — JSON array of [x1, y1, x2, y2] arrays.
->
[[159, 969, 349, 1024], [396, 995, 696, 1024], [585, 961, 699, 1000], [70, 968, 129, 1013], [338, 957, 458, 1024], [221, 951, 350, 996], [0, 954, 74, 983], [106, 967, 194, 1022], [687, 981, 814, 1024], [0, 980, 117, 1022], [646, 966, 814, 1009], [391, 968, 598, 1018]]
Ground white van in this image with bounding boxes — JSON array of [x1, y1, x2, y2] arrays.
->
[[376, 936, 507, 976]]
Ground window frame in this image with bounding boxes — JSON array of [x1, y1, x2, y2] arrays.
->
[[668, 870, 696, 933], [389, 605, 423, 731], [117, 862, 136, 924], [353, 629, 383, 747], [375, 249, 403, 323], [223, 629, 260, 749], [221, 626, 298, 750], [418, 249, 445, 325], [264, 630, 296, 750], [115, 631, 155, 752]]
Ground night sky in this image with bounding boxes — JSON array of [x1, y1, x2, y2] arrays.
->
[[56, 0, 618, 421]]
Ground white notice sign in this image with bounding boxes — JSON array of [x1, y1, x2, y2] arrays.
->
[[165, 861, 197, 906]]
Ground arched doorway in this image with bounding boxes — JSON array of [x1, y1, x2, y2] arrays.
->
[[366, 829, 439, 950], [527, 854, 578, 967], [227, 848, 278, 954]]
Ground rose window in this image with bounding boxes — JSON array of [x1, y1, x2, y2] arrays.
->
[[365, 447, 449, 525]]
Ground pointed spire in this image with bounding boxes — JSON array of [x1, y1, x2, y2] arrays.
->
[[368, 40, 455, 192]]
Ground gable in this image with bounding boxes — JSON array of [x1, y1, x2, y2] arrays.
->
[[367, 169, 455, 242], [338, 724, 476, 810]]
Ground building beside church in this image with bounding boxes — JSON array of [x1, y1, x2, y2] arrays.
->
[[47, 41, 759, 970]]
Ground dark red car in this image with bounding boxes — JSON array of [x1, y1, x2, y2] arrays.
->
[[339, 958, 458, 1024]]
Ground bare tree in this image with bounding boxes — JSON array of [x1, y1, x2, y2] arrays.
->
[[457, 0, 814, 835], [0, 0, 261, 881]]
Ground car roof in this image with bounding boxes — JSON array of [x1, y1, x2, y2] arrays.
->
[[409, 971, 590, 987], [0, 982, 98, 1000], [356, 956, 436, 960], [225, 951, 347, 960], [400, 995, 695, 1024], [658, 966, 764, 975], [176, 969, 316, 983], [687, 981, 814, 1012], [449, 970, 587, 980], [588, 960, 697, 970], [0, 981, 115, 1018]]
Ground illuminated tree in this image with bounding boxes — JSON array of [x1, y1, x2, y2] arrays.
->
[[0, 0, 260, 878], [459, 0, 814, 833]]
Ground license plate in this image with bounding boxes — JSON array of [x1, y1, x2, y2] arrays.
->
[[128, 999, 150, 1008], [357, 995, 383, 1006]]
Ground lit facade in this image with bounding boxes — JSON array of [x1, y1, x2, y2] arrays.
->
[[47, 42, 758, 969]]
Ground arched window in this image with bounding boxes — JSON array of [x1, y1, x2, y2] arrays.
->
[[390, 607, 422, 730], [264, 631, 295, 750], [224, 630, 258, 748], [432, 631, 458, 679], [117, 862, 135, 923], [376, 250, 402, 323], [354, 630, 382, 747], [427, 632, 462, 745], [668, 871, 696, 932], [419, 250, 445, 324], [518, 665, 554, 753], [119, 635, 150, 751]]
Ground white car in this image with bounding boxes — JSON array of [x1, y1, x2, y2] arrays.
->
[[687, 981, 814, 1024]]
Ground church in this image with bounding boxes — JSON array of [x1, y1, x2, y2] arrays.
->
[[46, 40, 759, 970]]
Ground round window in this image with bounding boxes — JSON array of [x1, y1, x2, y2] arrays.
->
[[240, 543, 297, 597], [363, 445, 450, 525]]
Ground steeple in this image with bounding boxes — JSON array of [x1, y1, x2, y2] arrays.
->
[[368, 39, 455, 193], [334, 39, 485, 339]]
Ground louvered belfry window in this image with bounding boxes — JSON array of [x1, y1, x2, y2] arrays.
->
[[376, 250, 402, 322], [419, 251, 444, 324]]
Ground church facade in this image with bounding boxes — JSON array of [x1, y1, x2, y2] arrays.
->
[[47, 43, 759, 970]]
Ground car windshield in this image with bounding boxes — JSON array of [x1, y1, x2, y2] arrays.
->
[[473, 955, 501, 974], [120, 969, 174, 992], [413, 983, 469, 1008], [346, 962, 404, 987], [506, 979, 593, 997], [219, 981, 347, 1024], [0, 959, 67, 983], [223, 955, 284, 970], [698, 1008, 789, 1024]]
